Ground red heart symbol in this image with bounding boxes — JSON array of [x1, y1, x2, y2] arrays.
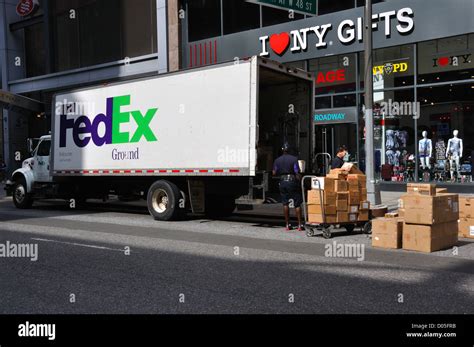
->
[[438, 57, 450, 66], [270, 32, 290, 56]]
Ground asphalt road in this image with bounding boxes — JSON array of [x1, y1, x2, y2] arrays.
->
[[0, 197, 473, 314]]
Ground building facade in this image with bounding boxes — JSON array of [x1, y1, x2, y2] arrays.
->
[[181, 0, 474, 186]]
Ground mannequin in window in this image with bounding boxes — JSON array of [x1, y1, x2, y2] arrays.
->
[[446, 130, 463, 180], [419, 131, 432, 170]]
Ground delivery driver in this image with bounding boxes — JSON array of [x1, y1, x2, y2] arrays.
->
[[273, 143, 304, 232], [331, 146, 347, 169]]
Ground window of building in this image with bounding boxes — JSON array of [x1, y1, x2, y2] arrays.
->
[[25, 23, 46, 77], [309, 54, 357, 94], [418, 34, 474, 85], [360, 44, 415, 90], [223, 0, 260, 35], [319, 0, 354, 15], [262, 6, 304, 27], [417, 83, 474, 181], [51, 0, 157, 73], [187, 0, 221, 41]]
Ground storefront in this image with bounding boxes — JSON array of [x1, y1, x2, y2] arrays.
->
[[183, 0, 474, 186]]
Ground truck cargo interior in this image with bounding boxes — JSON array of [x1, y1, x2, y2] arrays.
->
[[257, 65, 313, 198]]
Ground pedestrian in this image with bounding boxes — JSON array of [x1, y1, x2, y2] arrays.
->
[[331, 146, 348, 169], [272, 143, 304, 231]]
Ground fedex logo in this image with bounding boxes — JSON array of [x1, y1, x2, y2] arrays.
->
[[59, 95, 158, 148]]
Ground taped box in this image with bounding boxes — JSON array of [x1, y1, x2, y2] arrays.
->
[[335, 180, 349, 192], [458, 218, 474, 239], [459, 195, 474, 219], [402, 194, 459, 225], [308, 190, 337, 206], [372, 218, 404, 249], [403, 221, 458, 253], [407, 183, 436, 196]]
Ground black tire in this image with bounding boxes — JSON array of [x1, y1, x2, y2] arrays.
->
[[306, 228, 315, 237], [147, 180, 183, 221], [345, 224, 355, 233], [205, 196, 236, 219], [12, 178, 33, 209], [363, 221, 373, 235], [322, 226, 332, 239]]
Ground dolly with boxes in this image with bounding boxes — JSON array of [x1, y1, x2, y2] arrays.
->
[[302, 163, 372, 239], [372, 183, 467, 253]]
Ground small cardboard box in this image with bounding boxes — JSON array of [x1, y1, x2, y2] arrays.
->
[[308, 204, 337, 215], [359, 187, 368, 200], [308, 190, 336, 206], [324, 177, 337, 192], [458, 218, 474, 239], [337, 212, 349, 223], [337, 199, 348, 211], [360, 201, 370, 210], [407, 183, 437, 196], [358, 209, 369, 221], [348, 213, 358, 223], [403, 194, 459, 225], [459, 195, 474, 219], [403, 222, 458, 253], [372, 218, 404, 249], [337, 192, 349, 201], [308, 214, 323, 224], [349, 191, 360, 205], [335, 180, 349, 192]]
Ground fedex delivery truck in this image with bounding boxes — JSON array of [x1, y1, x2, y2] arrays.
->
[[6, 56, 314, 221]]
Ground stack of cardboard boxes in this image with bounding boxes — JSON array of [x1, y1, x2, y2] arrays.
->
[[458, 196, 474, 239], [372, 183, 460, 253], [307, 164, 370, 224]]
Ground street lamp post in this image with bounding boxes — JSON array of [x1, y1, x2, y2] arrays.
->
[[364, 0, 382, 205]]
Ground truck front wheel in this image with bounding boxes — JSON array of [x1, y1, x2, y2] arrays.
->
[[13, 178, 33, 209], [147, 180, 183, 221]]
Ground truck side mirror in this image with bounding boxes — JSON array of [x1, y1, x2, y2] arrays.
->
[[27, 139, 34, 156]]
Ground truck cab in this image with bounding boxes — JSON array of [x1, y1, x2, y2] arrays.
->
[[6, 135, 52, 208]]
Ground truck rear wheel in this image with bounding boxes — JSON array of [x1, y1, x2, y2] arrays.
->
[[13, 178, 33, 209], [147, 180, 183, 221]]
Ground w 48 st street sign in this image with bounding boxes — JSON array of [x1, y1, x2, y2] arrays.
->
[[246, 0, 317, 16]]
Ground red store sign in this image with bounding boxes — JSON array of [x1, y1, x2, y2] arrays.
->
[[316, 69, 346, 84]]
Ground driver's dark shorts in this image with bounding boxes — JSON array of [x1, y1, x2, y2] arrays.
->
[[279, 180, 302, 207]]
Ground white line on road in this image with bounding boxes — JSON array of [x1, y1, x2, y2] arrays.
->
[[31, 238, 127, 253]]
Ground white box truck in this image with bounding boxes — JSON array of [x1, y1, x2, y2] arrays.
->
[[6, 57, 314, 220]]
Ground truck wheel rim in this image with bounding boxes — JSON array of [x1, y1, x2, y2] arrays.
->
[[152, 189, 169, 213], [15, 185, 25, 203]]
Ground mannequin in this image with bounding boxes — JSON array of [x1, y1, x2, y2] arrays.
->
[[446, 130, 463, 180], [419, 131, 432, 170]]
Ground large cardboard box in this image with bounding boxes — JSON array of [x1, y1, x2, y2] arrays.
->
[[337, 199, 348, 211], [335, 180, 349, 192], [308, 204, 337, 215], [358, 209, 369, 221], [310, 214, 337, 224], [372, 218, 404, 249], [403, 222, 458, 253], [337, 192, 349, 201], [337, 212, 349, 223], [324, 177, 337, 192], [348, 213, 358, 223], [459, 195, 474, 219], [407, 183, 436, 196], [458, 218, 474, 239], [308, 190, 336, 206], [402, 194, 459, 225], [349, 191, 360, 205]]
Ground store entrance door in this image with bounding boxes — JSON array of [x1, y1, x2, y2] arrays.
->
[[312, 107, 358, 175]]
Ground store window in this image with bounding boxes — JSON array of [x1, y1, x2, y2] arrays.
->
[[223, 0, 260, 34], [361, 44, 414, 90], [52, 0, 157, 72], [417, 83, 474, 182], [187, 0, 221, 41], [25, 23, 46, 77], [262, 6, 304, 27], [418, 34, 474, 85], [310, 54, 357, 94], [359, 89, 416, 181]]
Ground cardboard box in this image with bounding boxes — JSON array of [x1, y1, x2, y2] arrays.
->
[[358, 209, 369, 221], [337, 199, 348, 211], [308, 190, 336, 206], [458, 218, 474, 239], [349, 191, 360, 205], [398, 208, 405, 218], [349, 205, 359, 214], [436, 188, 448, 194], [359, 187, 368, 200], [372, 218, 404, 249], [403, 222, 458, 253], [459, 195, 474, 219], [385, 212, 399, 218], [308, 214, 323, 224], [407, 183, 436, 196], [324, 177, 337, 192], [337, 212, 349, 223], [402, 194, 459, 225], [360, 201, 370, 210], [308, 204, 337, 215], [337, 192, 349, 201], [335, 180, 349, 192], [341, 163, 364, 175], [348, 213, 358, 223]]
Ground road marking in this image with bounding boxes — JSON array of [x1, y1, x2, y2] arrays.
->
[[31, 238, 126, 253]]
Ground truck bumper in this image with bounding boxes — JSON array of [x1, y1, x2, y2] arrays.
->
[[4, 180, 14, 197]]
